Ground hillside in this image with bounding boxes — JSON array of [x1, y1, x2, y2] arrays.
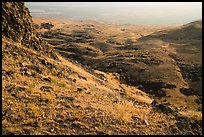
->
[[2, 2, 202, 135], [138, 20, 202, 97], [34, 17, 202, 114]]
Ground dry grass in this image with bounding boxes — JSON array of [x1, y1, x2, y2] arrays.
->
[[2, 17, 202, 135]]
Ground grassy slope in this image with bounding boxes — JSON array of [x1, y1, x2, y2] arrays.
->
[[33, 18, 202, 120], [3, 36, 167, 135], [2, 2, 202, 134]]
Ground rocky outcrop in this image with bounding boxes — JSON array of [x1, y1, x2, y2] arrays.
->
[[2, 2, 58, 60]]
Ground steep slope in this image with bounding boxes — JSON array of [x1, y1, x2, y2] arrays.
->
[[2, 2, 202, 135]]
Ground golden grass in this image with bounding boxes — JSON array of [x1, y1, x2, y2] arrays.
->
[[2, 17, 202, 134], [26, 103, 41, 117], [41, 92, 55, 100]]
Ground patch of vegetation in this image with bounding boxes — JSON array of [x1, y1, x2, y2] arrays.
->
[[195, 97, 202, 104], [118, 111, 126, 121], [51, 76, 67, 88], [28, 84, 35, 92], [41, 92, 55, 101], [58, 81, 66, 87], [197, 107, 202, 111], [26, 103, 41, 117]]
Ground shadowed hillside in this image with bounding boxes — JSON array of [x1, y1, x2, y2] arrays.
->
[[138, 20, 202, 97]]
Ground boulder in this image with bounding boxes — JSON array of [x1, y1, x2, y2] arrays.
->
[[151, 100, 178, 116]]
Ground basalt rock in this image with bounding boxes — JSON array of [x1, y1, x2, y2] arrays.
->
[[2, 2, 58, 60], [175, 116, 202, 135], [40, 86, 54, 92], [4, 84, 27, 93], [41, 22, 54, 30], [180, 87, 201, 96], [151, 100, 179, 116]]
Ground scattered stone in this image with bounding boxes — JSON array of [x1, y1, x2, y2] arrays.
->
[[78, 74, 87, 80], [16, 86, 27, 92], [119, 89, 126, 96], [71, 121, 88, 129], [40, 86, 53, 92], [34, 23, 40, 29], [131, 115, 140, 121], [85, 91, 91, 94], [113, 99, 119, 103], [144, 119, 149, 126], [137, 85, 145, 91], [96, 128, 106, 135], [41, 60, 56, 69], [175, 116, 202, 134], [77, 88, 83, 92], [20, 67, 28, 75], [28, 65, 44, 73], [97, 73, 106, 81], [2, 70, 15, 77], [56, 96, 74, 101], [56, 70, 67, 78], [131, 115, 146, 125], [50, 128, 54, 132], [169, 125, 179, 134], [4, 84, 16, 92], [19, 62, 28, 67], [26, 71, 32, 76], [151, 100, 178, 116], [4, 84, 27, 93], [151, 100, 159, 106], [106, 38, 117, 44], [42, 77, 52, 83], [13, 51, 19, 56], [41, 60, 46, 65], [120, 92, 126, 96], [73, 79, 77, 83]]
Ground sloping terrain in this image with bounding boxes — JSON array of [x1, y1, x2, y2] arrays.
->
[[2, 2, 202, 135], [34, 17, 202, 115], [138, 21, 202, 97]]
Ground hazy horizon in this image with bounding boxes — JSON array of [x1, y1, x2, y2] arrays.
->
[[25, 2, 202, 25]]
